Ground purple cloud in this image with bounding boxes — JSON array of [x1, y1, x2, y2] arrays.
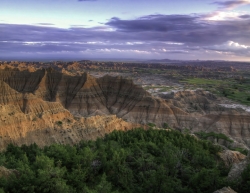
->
[[106, 15, 203, 32], [105, 14, 250, 45], [239, 14, 250, 19], [1, 13, 250, 59], [213, 0, 250, 9]]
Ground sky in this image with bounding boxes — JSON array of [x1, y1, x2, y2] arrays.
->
[[1, 0, 250, 61]]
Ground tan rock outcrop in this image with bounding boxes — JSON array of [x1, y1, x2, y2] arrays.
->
[[218, 150, 246, 166], [228, 151, 250, 181], [213, 187, 237, 193], [0, 166, 18, 178]]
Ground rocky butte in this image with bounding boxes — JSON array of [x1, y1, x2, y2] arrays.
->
[[0, 67, 250, 150]]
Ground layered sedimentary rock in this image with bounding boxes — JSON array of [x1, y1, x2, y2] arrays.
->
[[161, 91, 250, 148], [0, 68, 140, 149], [218, 150, 246, 167], [0, 67, 250, 149]]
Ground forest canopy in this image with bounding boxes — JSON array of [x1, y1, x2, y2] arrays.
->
[[0, 128, 249, 193]]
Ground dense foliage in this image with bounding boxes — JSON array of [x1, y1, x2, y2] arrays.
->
[[0, 128, 248, 193], [195, 131, 233, 143], [195, 131, 249, 155]]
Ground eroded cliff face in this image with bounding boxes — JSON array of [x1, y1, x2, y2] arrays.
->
[[161, 91, 250, 148], [0, 68, 140, 150], [0, 67, 250, 149]]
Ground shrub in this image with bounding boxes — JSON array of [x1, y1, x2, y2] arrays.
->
[[57, 121, 63, 125]]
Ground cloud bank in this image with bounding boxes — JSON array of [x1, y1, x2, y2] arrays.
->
[[1, 13, 250, 60]]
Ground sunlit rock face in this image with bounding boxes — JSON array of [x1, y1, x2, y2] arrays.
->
[[0, 68, 140, 150], [0, 67, 250, 149]]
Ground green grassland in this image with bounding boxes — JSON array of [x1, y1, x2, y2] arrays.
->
[[182, 78, 250, 105], [182, 78, 225, 85]]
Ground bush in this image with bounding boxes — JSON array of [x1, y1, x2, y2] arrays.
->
[[147, 122, 156, 127], [57, 121, 63, 125], [195, 131, 233, 143], [162, 123, 169, 129]]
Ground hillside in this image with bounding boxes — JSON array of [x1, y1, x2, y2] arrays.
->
[[0, 67, 250, 149], [0, 129, 249, 193], [0, 129, 234, 192]]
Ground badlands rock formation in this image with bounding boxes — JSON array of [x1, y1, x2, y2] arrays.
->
[[228, 151, 250, 181], [0, 67, 250, 149], [218, 150, 246, 167], [0, 68, 141, 150], [161, 91, 250, 148]]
